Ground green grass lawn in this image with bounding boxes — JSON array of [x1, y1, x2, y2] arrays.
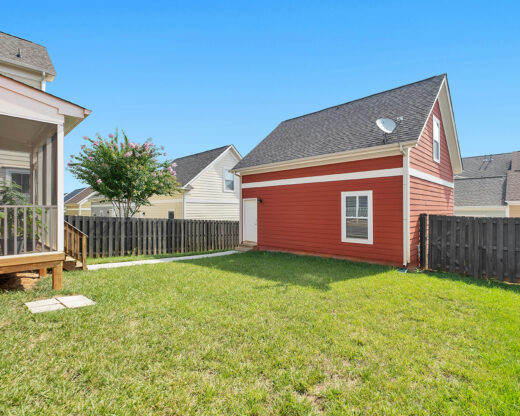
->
[[86, 249, 228, 265], [1, 252, 519, 415]]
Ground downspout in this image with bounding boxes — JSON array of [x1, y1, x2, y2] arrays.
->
[[41, 71, 46, 91], [400, 143, 411, 266], [182, 191, 186, 219]]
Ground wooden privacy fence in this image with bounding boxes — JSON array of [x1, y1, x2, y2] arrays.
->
[[420, 214, 520, 283], [64, 215, 240, 258]]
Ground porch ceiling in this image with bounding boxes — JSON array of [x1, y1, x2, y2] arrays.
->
[[0, 113, 56, 152]]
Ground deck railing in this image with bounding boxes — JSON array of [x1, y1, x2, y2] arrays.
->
[[0, 205, 57, 256], [64, 221, 87, 269]]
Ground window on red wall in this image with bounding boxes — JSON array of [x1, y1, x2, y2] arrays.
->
[[341, 191, 373, 245], [433, 116, 441, 163]]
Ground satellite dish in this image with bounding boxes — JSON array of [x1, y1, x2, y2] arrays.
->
[[376, 118, 397, 134]]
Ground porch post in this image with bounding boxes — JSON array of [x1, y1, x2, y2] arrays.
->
[[56, 124, 64, 252]]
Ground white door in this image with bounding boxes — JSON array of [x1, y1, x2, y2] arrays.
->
[[243, 199, 257, 243]]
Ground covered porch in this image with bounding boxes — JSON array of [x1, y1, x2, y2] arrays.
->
[[0, 75, 90, 288]]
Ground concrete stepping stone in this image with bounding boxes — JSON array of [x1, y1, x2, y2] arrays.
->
[[56, 295, 96, 308], [25, 295, 95, 313], [25, 298, 65, 313]]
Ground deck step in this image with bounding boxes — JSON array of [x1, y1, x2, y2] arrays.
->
[[235, 242, 257, 252], [64, 256, 83, 271]]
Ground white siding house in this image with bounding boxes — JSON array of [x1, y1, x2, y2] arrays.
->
[[88, 145, 242, 220]]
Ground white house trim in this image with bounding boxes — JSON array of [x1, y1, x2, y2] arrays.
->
[[402, 147, 411, 265], [242, 167, 404, 189], [409, 168, 454, 188], [415, 77, 462, 174], [341, 190, 373, 245], [233, 141, 417, 175]]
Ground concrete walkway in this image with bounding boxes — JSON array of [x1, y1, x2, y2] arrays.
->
[[87, 250, 239, 271]]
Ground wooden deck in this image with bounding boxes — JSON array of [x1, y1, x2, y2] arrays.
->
[[0, 252, 65, 289]]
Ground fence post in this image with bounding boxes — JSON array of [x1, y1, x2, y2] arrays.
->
[[419, 214, 427, 269]]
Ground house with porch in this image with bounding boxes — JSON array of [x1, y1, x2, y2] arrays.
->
[[0, 32, 90, 288]]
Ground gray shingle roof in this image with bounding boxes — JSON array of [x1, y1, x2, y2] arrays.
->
[[173, 145, 232, 186], [65, 187, 94, 204], [0, 32, 55, 75], [234, 74, 446, 170], [454, 177, 507, 206], [454, 151, 520, 206], [455, 153, 512, 179]]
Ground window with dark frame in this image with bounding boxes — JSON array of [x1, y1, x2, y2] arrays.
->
[[168, 211, 175, 219], [11, 172, 30, 195]]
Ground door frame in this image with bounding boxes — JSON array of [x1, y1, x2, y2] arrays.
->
[[242, 198, 258, 243]]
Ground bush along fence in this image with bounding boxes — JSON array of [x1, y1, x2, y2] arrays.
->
[[420, 214, 520, 283], [64, 215, 240, 258]]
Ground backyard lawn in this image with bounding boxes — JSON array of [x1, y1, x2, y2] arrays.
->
[[1, 251, 519, 415]]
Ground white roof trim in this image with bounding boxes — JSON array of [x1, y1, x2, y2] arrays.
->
[[416, 76, 462, 174], [0, 74, 90, 130], [233, 141, 417, 175]]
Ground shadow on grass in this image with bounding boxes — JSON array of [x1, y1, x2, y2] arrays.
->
[[183, 251, 392, 291], [424, 269, 520, 294]]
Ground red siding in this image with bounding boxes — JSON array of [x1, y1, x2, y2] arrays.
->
[[408, 99, 454, 267], [242, 155, 403, 183], [410, 100, 453, 182], [242, 156, 404, 266]]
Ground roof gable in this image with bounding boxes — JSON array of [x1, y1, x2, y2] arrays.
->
[[173, 145, 240, 187], [0, 32, 55, 75], [235, 75, 447, 171], [65, 187, 95, 204]]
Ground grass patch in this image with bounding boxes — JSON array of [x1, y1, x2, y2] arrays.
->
[[86, 249, 228, 264], [1, 251, 519, 415]]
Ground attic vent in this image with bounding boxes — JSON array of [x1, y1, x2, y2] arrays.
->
[[16, 48, 21, 58]]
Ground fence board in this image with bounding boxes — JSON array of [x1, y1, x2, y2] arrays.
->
[[65, 215, 239, 259], [423, 214, 520, 283]]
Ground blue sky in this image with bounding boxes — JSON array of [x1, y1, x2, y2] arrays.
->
[[3, 0, 519, 192]]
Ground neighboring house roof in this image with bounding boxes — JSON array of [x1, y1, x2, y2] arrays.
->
[[454, 151, 520, 206], [173, 145, 240, 187], [65, 187, 95, 204], [0, 32, 56, 75], [234, 74, 447, 170], [454, 176, 507, 206]]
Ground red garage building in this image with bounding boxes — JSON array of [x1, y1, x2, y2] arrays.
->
[[233, 74, 462, 267]]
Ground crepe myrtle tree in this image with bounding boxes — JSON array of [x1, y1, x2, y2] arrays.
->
[[68, 130, 180, 218]]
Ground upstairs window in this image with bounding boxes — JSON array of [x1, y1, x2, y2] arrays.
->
[[341, 191, 373, 244], [433, 116, 441, 163], [223, 168, 235, 192]]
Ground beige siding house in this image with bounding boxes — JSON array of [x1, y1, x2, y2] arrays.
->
[[87, 145, 242, 220], [64, 187, 95, 216]]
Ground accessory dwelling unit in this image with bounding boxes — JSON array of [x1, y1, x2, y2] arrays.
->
[[233, 75, 462, 267]]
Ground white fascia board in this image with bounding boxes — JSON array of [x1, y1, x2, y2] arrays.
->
[[415, 77, 462, 175], [0, 75, 90, 121], [233, 141, 417, 175], [242, 167, 403, 189]]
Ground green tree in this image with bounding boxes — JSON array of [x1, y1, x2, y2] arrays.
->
[[68, 130, 180, 218]]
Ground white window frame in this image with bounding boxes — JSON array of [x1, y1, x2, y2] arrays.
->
[[433, 115, 441, 163], [223, 168, 235, 193], [341, 190, 373, 245]]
